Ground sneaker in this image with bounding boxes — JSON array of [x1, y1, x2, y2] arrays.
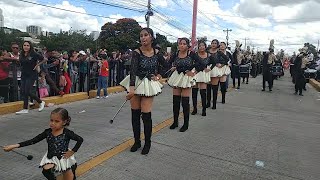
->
[[29, 102, 35, 106], [16, 109, 29, 115], [103, 96, 109, 99], [39, 101, 45, 112], [96, 96, 100, 99]]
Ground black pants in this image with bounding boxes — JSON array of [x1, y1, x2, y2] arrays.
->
[[295, 70, 305, 94], [262, 71, 273, 90], [0, 78, 10, 103], [45, 73, 60, 94], [21, 77, 41, 109], [79, 73, 87, 92], [233, 76, 240, 87]]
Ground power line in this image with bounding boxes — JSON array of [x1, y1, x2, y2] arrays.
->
[[16, 0, 146, 23]]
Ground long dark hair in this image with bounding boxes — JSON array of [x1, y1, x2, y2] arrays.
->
[[211, 39, 220, 49], [198, 40, 207, 49], [51, 107, 72, 126], [21, 41, 36, 58], [179, 37, 191, 48], [140, 27, 156, 48]]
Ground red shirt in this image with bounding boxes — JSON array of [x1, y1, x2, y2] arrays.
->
[[0, 62, 10, 80], [100, 60, 109, 77]]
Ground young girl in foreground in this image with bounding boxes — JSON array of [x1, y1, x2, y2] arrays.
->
[[3, 108, 84, 180]]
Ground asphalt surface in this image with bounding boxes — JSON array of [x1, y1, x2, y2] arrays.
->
[[1, 73, 319, 180]]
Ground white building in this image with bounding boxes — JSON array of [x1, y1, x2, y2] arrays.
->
[[26, 25, 42, 36], [0, 8, 4, 27], [90, 31, 100, 41]]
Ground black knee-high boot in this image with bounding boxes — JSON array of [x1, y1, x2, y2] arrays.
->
[[71, 164, 77, 180], [212, 85, 219, 109], [200, 89, 206, 116], [130, 109, 141, 152], [141, 112, 152, 155], [220, 82, 227, 104], [180, 97, 190, 132], [191, 88, 198, 115], [170, 95, 181, 129], [42, 168, 56, 180], [206, 84, 212, 108]]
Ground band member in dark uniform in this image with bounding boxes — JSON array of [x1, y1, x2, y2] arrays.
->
[[293, 47, 308, 96], [231, 40, 242, 89], [241, 47, 251, 84], [206, 40, 219, 107], [262, 39, 276, 92], [167, 37, 205, 132], [209, 42, 231, 109], [120, 28, 166, 155], [191, 40, 211, 116]]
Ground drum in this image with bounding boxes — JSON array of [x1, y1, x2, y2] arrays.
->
[[304, 69, 317, 80], [239, 64, 250, 74], [272, 66, 283, 76]]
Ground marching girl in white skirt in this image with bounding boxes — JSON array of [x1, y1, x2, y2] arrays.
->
[[120, 28, 167, 155], [209, 41, 232, 109], [191, 40, 212, 117], [167, 37, 205, 132], [3, 108, 83, 180]]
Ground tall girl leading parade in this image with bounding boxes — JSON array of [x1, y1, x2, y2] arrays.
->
[[209, 41, 232, 109], [120, 28, 167, 155], [191, 40, 211, 116], [167, 37, 205, 132], [3, 108, 83, 180]]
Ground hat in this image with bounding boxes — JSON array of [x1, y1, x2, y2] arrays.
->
[[79, 50, 86, 55]]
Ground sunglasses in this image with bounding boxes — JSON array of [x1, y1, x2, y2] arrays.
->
[[12, 47, 19, 49]]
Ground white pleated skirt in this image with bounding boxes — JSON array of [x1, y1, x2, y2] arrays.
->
[[210, 65, 231, 77], [167, 70, 196, 88], [194, 65, 211, 83], [39, 152, 76, 174], [120, 75, 163, 97]]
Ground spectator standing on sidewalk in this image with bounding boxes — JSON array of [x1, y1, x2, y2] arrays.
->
[[96, 53, 109, 99], [16, 41, 45, 114]]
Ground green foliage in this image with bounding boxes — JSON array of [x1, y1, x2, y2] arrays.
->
[[40, 31, 96, 51], [0, 28, 27, 51], [155, 33, 172, 53], [99, 18, 142, 53]]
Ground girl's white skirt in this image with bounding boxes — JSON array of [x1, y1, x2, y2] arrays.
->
[[167, 70, 196, 88], [194, 65, 211, 83], [210, 65, 231, 77], [120, 75, 163, 97], [39, 152, 76, 173]]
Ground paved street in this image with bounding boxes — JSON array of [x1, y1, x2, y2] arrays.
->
[[1, 74, 320, 180]]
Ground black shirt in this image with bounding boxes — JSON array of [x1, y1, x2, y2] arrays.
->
[[19, 52, 44, 79], [19, 128, 83, 159], [170, 51, 205, 73], [129, 48, 167, 86]]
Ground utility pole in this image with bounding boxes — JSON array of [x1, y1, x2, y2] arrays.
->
[[223, 28, 232, 47], [191, 0, 198, 49], [146, 0, 153, 28], [244, 37, 248, 49]]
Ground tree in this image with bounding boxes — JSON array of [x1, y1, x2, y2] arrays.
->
[[155, 33, 172, 53], [40, 31, 96, 51], [0, 28, 28, 51], [99, 18, 142, 53]]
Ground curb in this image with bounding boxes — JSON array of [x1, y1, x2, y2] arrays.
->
[[309, 78, 320, 92], [0, 86, 125, 115], [0, 79, 168, 115]]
